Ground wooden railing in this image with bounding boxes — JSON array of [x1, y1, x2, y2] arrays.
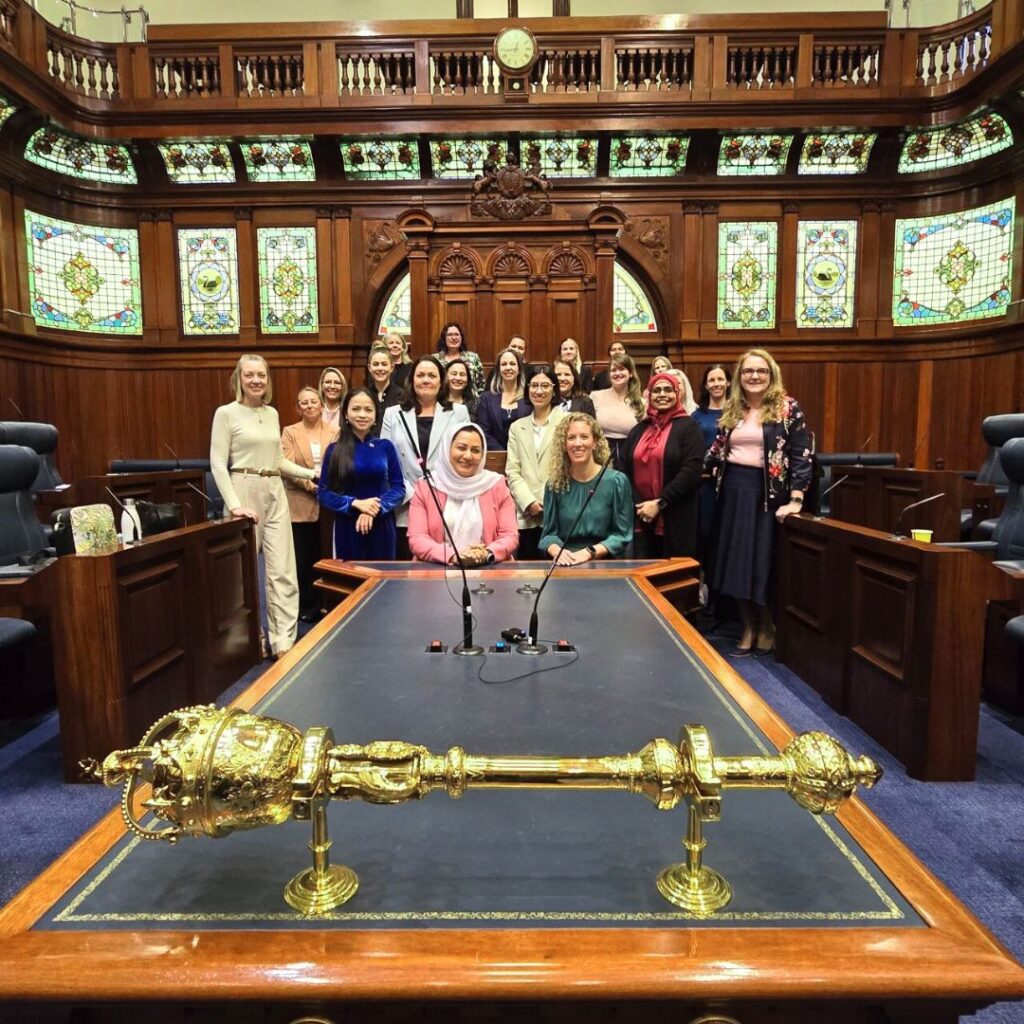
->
[[0, 1, 1018, 114]]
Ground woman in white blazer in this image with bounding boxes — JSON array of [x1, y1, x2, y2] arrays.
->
[[381, 354, 470, 557], [504, 364, 566, 560]]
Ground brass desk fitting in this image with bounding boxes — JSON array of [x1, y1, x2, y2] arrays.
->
[[82, 705, 881, 917]]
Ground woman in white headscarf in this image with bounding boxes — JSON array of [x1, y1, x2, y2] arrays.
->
[[407, 422, 519, 565]]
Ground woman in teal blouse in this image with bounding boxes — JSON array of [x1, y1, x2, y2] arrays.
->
[[539, 413, 634, 564]]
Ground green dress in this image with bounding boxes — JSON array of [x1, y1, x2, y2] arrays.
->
[[538, 469, 634, 557]]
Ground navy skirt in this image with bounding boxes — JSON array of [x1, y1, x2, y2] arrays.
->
[[710, 464, 774, 607]]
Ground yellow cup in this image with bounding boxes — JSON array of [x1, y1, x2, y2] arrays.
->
[[911, 529, 933, 543]]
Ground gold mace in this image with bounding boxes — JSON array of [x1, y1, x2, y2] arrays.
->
[[82, 705, 881, 917]]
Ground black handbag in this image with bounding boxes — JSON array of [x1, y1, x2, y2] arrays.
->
[[136, 500, 184, 536]]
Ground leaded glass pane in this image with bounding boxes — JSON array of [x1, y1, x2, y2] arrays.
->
[[796, 220, 858, 328], [718, 134, 793, 176], [0, 90, 17, 129], [178, 228, 240, 335], [609, 135, 689, 177], [242, 139, 315, 182], [256, 227, 318, 335], [378, 272, 411, 336], [892, 199, 1014, 326], [522, 135, 597, 178], [159, 140, 235, 184], [612, 262, 658, 333], [798, 132, 876, 176], [24, 126, 137, 185], [24, 210, 142, 335], [717, 222, 778, 329], [898, 111, 1013, 173], [430, 138, 507, 179], [340, 138, 420, 180]]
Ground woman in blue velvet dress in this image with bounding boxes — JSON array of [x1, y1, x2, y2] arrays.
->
[[318, 387, 405, 561]]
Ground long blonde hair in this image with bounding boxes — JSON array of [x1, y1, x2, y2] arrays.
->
[[547, 413, 612, 493], [719, 348, 787, 429], [318, 366, 348, 408], [607, 353, 645, 419], [230, 354, 272, 405]]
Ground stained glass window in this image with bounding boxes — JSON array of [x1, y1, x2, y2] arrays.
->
[[242, 139, 315, 183], [798, 132, 876, 175], [158, 141, 235, 184], [0, 90, 16, 129], [612, 262, 658, 333], [718, 134, 794, 176], [898, 111, 1013, 173], [24, 126, 137, 185], [717, 221, 778, 329], [796, 220, 858, 328], [24, 211, 142, 335], [429, 138, 507, 179], [178, 228, 240, 335], [340, 138, 420, 180], [378, 272, 411, 336], [522, 135, 597, 178], [609, 135, 689, 177], [257, 227, 318, 334], [892, 199, 1014, 326]]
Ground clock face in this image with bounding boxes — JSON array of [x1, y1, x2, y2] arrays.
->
[[495, 27, 536, 72]]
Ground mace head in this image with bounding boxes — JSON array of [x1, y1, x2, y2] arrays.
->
[[783, 731, 882, 814]]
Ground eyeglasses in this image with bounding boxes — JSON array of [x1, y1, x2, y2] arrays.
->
[[650, 386, 677, 395], [529, 383, 553, 391], [740, 368, 769, 378]]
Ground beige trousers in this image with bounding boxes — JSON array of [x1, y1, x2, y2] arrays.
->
[[231, 472, 298, 654]]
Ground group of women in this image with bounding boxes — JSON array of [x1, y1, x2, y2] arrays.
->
[[211, 337, 811, 661]]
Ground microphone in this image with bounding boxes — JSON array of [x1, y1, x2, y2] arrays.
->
[[163, 442, 182, 470], [397, 411, 482, 657], [8, 398, 26, 419], [812, 474, 849, 520], [855, 434, 873, 465], [185, 480, 216, 523], [892, 492, 946, 539], [517, 453, 614, 655]]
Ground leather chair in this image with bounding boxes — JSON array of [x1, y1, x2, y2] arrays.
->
[[0, 421, 63, 491], [810, 452, 900, 517], [963, 414, 1024, 540], [0, 445, 53, 565], [108, 457, 224, 519]]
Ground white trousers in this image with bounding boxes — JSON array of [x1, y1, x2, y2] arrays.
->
[[231, 472, 298, 654]]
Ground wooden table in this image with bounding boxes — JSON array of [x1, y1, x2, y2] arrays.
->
[[1, 563, 1021, 1023]]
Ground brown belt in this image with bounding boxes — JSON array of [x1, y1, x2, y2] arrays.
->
[[231, 467, 281, 477]]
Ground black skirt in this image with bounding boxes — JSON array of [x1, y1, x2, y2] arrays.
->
[[710, 464, 774, 606]]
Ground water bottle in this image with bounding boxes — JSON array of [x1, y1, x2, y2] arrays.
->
[[121, 498, 142, 545]]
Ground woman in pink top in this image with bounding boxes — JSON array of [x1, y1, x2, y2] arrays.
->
[[590, 353, 645, 466], [407, 423, 519, 565]]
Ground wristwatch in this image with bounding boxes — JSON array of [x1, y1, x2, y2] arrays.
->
[[656, 498, 668, 510], [586, 545, 598, 559]]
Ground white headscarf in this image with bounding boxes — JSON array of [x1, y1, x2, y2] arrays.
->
[[431, 423, 501, 553], [670, 370, 698, 414]]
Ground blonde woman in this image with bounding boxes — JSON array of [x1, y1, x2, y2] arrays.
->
[[210, 355, 317, 658], [382, 332, 412, 391], [589, 353, 645, 465], [538, 413, 633, 565], [704, 348, 813, 657], [557, 337, 593, 393], [318, 366, 347, 431]]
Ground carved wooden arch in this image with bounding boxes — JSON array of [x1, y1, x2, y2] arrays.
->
[[486, 244, 535, 279], [365, 253, 411, 343], [543, 243, 593, 279], [432, 243, 483, 281]]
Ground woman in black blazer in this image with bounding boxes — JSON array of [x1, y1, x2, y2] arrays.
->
[[553, 358, 596, 419], [619, 372, 704, 559]]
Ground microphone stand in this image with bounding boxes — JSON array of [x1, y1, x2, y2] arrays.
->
[[397, 411, 482, 656], [812, 474, 849, 521], [517, 453, 613, 655], [892, 492, 946, 539], [163, 442, 182, 471]]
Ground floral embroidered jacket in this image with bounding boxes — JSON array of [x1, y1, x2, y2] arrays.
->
[[703, 396, 813, 511]]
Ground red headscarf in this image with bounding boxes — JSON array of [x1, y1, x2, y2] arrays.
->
[[635, 372, 688, 466]]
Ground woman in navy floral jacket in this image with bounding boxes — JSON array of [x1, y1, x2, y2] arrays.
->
[[704, 348, 812, 657]]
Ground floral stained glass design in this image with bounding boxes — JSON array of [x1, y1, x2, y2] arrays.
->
[[898, 111, 1013, 173], [796, 220, 858, 328], [717, 222, 778, 329], [24, 211, 142, 335], [257, 227, 318, 334], [892, 199, 1014, 326], [378, 271, 411, 336], [178, 228, 240, 335], [158, 141, 235, 184], [340, 138, 420, 180], [430, 138, 507, 179], [718, 134, 794, 176], [612, 262, 658, 333], [609, 135, 689, 177], [798, 132, 876, 175], [522, 136, 597, 178], [24, 126, 137, 185], [0, 90, 17, 129], [242, 139, 315, 182]]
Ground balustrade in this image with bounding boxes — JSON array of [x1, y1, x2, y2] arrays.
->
[[236, 51, 303, 97], [0, 0, 16, 47], [429, 47, 499, 95], [337, 48, 415, 96], [812, 40, 882, 87], [46, 28, 118, 100], [615, 45, 691, 91], [917, 10, 992, 87], [152, 51, 221, 99], [533, 47, 600, 92], [727, 42, 796, 89]]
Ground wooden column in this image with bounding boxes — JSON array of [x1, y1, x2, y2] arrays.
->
[[332, 207, 354, 344], [407, 240, 430, 349], [315, 206, 336, 341], [778, 200, 800, 333], [857, 200, 883, 338], [234, 207, 255, 341]]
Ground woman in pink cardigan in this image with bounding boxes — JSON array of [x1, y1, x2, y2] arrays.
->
[[408, 423, 519, 565]]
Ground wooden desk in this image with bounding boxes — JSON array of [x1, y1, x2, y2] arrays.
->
[[35, 470, 207, 527], [1, 565, 1022, 1023], [49, 518, 259, 780], [828, 465, 993, 542], [775, 515, 1002, 781]]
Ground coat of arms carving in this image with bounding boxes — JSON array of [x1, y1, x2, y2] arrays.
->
[[470, 153, 551, 221]]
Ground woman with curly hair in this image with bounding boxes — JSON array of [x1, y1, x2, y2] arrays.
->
[[538, 413, 634, 565], [589, 353, 645, 466], [704, 348, 812, 657]]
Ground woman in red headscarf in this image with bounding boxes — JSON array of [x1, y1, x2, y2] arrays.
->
[[619, 371, 705, 559]]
